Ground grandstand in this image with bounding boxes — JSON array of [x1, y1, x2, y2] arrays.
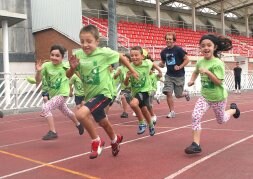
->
[[1, 0, 253, 113]]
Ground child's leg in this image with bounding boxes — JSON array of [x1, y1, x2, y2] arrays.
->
[[191, 97, 210, 144], [75, 106, 98, 139], [129, 98, 145, 122], [121, 95, 128, 113], [212, 100, 230, 124], [141, 106, 152, 125], [185, 97, 210, 154], [99, 116, 115, 140]]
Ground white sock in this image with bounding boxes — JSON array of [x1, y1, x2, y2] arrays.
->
[[111, 134, 117, 144], [92, 136, 100, 142]]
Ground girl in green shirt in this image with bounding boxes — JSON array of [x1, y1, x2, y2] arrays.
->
[[185, 34, 240, 154], [39, 45, 84, 140]]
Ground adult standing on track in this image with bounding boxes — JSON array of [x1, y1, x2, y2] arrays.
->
[[159, 32, 190, 118], [233, 61, 242, 94]]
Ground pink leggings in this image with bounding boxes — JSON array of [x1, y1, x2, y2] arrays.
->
[[42, 96, 74, 118], [192, 96, 230, 130]]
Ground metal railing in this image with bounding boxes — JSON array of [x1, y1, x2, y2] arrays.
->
[[1, 71, 252, 114]]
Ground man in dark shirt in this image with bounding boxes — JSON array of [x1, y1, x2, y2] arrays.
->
[[159, 32, 190, 118], [233, 62, 242, 94]]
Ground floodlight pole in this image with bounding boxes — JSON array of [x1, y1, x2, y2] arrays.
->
[[2, 20, 11, 104], [108, 0, 118, 51], [156, 0, 160, 28]]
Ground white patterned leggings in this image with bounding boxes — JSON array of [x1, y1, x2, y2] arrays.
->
[[41, 96, 74, 118], [192, 96, 230, 130]]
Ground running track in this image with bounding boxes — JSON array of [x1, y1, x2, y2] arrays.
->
[[0, 91, 253, 179]]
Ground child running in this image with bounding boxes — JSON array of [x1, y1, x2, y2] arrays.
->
[[39, 44, 84, 140], [67, 24, 138, 159], [125, 46, 162, 136], [184, 34, 240, 154]]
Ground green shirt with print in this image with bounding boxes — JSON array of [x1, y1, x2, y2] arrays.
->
[[41, 62, 70, 98], [74, 47, 119, 101], [195, 57, 228, 102], [129, 59, 153, 96], [69, 74, 85, 96]]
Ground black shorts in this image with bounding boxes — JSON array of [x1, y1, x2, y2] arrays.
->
[[85, 94, 111, 122], [134, 92, 150, 108], [75, 96, 85, 105]]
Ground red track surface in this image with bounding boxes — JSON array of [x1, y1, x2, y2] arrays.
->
[[1, 91, 253, 179]]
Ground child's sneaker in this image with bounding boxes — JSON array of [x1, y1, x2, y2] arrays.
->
[[137, 123, 147, 134], [151, 115, 157, 125], [120, 112, 128, 118], [89, 139, 105, 159], [149, 126, 155, 136], [156, 96, 160, 104], [76, 123, 84, 135], [167, 111, 176, 118], [185, 142, 202, 154], [230, 103, 240, 118], [184, 90, 190, 101], [42, 131, 58, 140], [111, 134, 123, 156]]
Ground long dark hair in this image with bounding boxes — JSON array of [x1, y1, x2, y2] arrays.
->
[[199, 34, 232, 58]]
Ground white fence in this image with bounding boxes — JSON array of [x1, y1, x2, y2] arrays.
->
[[0, 71, 252, 114]]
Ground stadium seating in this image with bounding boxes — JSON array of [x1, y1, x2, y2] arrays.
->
[[83, 16, 253, 60]]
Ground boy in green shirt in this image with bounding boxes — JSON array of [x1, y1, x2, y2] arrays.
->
[[67, 25, 138, 159], [125, 46, 162, 136]]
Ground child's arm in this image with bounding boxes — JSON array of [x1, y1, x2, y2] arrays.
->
[[124, 71, 131, 86], [152, 63, 163, 78], [113, 68, 121, 80], [199, 68, 222, 85], [66, 55, 79, 78], [188, 71, 199, 86], [119, 54, 138, 79], [69, 84, 74, 97]]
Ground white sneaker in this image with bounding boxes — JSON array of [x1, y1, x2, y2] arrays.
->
[[151, 115, 157, 125], [132, 112, 136, 117], [167, 111, 176, 118], [238, 90, 241, 94]]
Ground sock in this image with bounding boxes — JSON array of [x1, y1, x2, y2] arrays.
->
[[139, 120, 145, 125], [111, 134, 117, 144], [92, 136, 100, 142]]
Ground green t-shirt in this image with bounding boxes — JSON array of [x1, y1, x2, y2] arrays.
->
[[129, 59, 153, 96], [41, 62, 70, 98], [195, 57, 228, 102], [116, 65, 130, 90], [69, 74, 85, 96], [74, 47, 120, 101], [150, 72, 159, 92]]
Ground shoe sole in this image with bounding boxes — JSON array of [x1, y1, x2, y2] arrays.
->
[[185, 150, 202, 154]]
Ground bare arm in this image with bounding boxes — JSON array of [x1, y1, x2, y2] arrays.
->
[[175, 55, 190, 71], [188, 71, 199, 86], [66, 55, 79, 78], [152, 63, 163, 78]]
